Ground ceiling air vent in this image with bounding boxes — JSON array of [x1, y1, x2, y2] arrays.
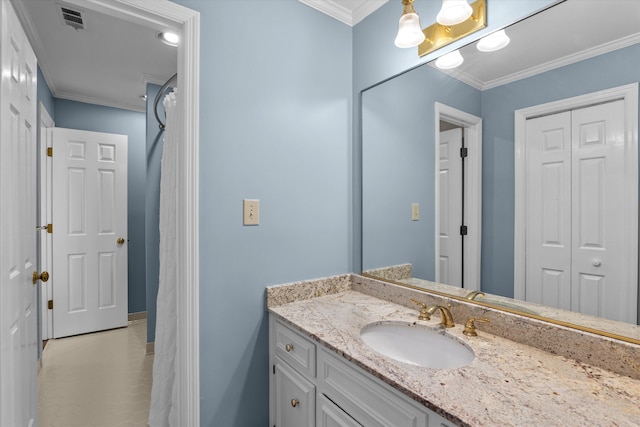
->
[[58, 4, 85, 30]]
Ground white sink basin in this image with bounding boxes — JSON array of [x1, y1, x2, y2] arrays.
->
[[360, 322, 475, 369]]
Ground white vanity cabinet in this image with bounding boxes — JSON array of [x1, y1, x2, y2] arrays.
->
[[269, 316, 456, 427]]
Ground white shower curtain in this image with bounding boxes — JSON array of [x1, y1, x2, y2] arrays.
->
[[149, 89, 179, 427]]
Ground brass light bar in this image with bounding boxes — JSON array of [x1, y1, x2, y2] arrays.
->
[[418, 0, 487, 57]]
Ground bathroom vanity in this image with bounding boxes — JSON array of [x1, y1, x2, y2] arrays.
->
[[267, 274, 640, 427]]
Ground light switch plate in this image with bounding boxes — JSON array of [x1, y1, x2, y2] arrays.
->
[[243, 199, 260, 225], [411, 203, 420, 221]]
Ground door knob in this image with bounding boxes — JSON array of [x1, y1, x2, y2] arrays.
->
[[592, 259, 602, 267], [33, 271, 49, 285], [117, 238, 125, 245]]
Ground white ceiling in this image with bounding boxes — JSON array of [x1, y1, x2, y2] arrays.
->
[[14, 0, 178, 113], [13, 0, 384, 114]]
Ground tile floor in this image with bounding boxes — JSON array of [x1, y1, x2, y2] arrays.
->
[[38, 320, 153, 427]]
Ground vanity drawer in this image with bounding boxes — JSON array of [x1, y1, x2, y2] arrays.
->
[[318, 348, 430, 427], [274, 320, 317, 378]]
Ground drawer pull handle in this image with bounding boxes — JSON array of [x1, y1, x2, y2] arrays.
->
[[285, 344, 294, 352], [291, 399, 299, 408]]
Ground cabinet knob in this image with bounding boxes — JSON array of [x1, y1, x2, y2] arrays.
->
[[285, 344, 293, 352], [290, 399, 299, 408]]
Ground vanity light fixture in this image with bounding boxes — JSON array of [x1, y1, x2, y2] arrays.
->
[[436, 0, 473, 26], [394, 0, 426, 48], [435, 49, 464, 69], [476, 29, 510, 52], [157, 31, 179, 47], [392, 0, 486, 57]]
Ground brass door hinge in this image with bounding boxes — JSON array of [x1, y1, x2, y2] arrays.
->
[[47, 147, 52, 157], [48, 299, 53, 310], [47, 224, 52, 233]]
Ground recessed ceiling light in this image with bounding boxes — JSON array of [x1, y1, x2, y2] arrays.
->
[[157, 31, 179, 47]]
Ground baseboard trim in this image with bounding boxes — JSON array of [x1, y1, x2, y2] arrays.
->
[[128, 311, 147, 321], [146, 341, 155, 355]]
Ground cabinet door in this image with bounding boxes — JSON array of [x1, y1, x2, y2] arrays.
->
[[317, 393, 361, 427], [275, 358, 315, 427]]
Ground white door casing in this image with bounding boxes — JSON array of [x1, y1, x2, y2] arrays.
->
[[438, 128, 463, 287], [515, 84, 638, 324], [0, 0, 39, 424], [434, 103, 482, 291], [38, 101, 54, 340], [52, 127, 128, 338]]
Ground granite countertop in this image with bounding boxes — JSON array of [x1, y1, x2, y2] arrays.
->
[[268, 290, 640, 427]]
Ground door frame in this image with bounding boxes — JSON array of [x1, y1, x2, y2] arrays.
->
[[38, 101, 54, 341], [514, 83, 638, 321], [33, 0, 200, 423], [434, 102, 482, 290]]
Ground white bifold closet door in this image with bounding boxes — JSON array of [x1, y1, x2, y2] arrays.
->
[[525, 99, 631, 323]]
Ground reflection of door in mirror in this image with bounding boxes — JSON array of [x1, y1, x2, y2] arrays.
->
[[438, 125, 463, 287], [519, 94, 637, 324], [434, 103, 482, 291]]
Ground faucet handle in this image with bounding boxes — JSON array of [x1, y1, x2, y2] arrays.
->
[[410, 298, 431, 320], [463, 317, 489, 336]]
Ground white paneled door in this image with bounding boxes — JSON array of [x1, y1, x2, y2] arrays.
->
[[0, 0, 39, 424], [525, 100, 632, 323], [52, 127, 128, 338], [438, 128, 463, 287]]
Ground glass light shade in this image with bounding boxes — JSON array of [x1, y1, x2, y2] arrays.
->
[[394, 13, 426, 48], [476, 29, 510, 52], [436, 0, 473, 26], [435, 49, 464, 69]]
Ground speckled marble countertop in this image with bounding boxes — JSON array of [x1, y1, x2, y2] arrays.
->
[[268, 289, 640, 427]]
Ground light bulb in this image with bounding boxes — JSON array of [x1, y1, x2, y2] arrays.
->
[[158, 32, 179, 47], [435, 50, 464, 69], [477, 29, 510, 52], [436, 0, 473, 26], [394, 13, 426, 48]]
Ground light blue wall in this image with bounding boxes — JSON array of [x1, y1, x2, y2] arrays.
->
[[480, 43, 640, 297], [171, 1, 352, 425], [145, 84, 164, 343], [363, 64, 481, 278], [54, 99, 147, 314]]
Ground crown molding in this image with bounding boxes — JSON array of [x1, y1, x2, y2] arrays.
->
[[436, 32, 640, 92], [298, 0, 387, 26], [54, 90, 146, 113]]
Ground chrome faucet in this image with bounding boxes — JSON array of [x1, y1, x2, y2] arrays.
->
[[464, 290, 485, 301], [425, 305, 455, 328]]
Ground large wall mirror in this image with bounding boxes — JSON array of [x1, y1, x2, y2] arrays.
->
[[362, 0, 640, 343]]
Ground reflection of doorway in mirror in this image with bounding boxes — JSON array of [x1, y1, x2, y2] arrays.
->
[[438, 125, 463, 287], [515, 85, 638, 324], [434, 103, 482, 291]]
